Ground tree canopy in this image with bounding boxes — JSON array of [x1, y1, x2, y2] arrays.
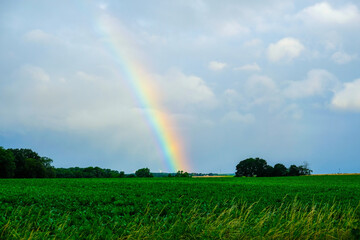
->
[[0, 147, 15, 178], [55, 167, 125, 178], [174, 170, 191, 177], [0, 148, 56, 178], [236, 158, 312, 177], [273, 163, 287, 177], [235, 158, 268, 177], [135, 168, 153, 178], [1, 146, 313, 179], [0, 146, 131, 178]]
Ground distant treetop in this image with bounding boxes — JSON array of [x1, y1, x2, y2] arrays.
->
[[235, 158, 312, 177]]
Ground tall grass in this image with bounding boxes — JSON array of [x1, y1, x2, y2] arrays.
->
[[1, 199, 359, 239]]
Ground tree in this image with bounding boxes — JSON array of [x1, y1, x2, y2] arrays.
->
[[264, 165, 274, 177], [40, 157, 56, 178], [83, 167, 95, 178], [175, 170, 191, 177], [135, 168, 153, 178], [235, 158, 269, 177], [119, 171, 125, 178], [6, 148, 57, 178], [288, 165, 300, 176], [54, 167, 123, 178], [0, 147, 15, 178], [235, 157, 312, 178], [298, 162, 312, 175], [24, 158, 46, 178], [182, 172, 190, 177], [8, 148, 41, 178], [273, 163, 288, 177]]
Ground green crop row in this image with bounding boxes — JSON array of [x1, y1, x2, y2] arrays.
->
[[0, 176, 359, 239]]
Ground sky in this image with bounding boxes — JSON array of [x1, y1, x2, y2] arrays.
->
[[1, 0, 360, 174]]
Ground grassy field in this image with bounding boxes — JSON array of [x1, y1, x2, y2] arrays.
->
[[1, 175, 360, 239]]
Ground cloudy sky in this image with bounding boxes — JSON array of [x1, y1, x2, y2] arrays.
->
[[1, 0, 360, 174]]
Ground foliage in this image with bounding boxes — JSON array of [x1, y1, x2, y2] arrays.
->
[[0, 147, 15, 178], [273, 163, 287, 176], [298, 162, 313, 175], [289, 164, 300, 176], [0, 176, 359, 239], [7, 148, 55, 178], [235, 158, 269, 177], [55, 167, 124, 178], [175, 170, 191, 177], [236, 158, 312, 177], [135, 168, 153, 178], [1, 146, 129, 179]]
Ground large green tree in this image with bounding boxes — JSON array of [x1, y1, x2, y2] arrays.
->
[[0, 147, 16, 178], [8, 148, 55, 178], [40, 157, 56, 177], [135, 168, 153, 178], [235, 158, 269, 177], [9, 148, 41, 177], [288, 165, 300, 176], [273, 163, 288, 177], [236, 157, 312, 177], [24, 158, 46, 178]]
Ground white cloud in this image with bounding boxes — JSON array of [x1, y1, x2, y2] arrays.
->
[[224, 89, 237, 97], [24, 29, 58, 44], [76, 71, 101, 82], [186, 0, 208, 12], [139, 31, 168, 45], [331, 51, 357, 64], [244, 39, 262, 47], [246, 75, 277, 94], [284, 69, 338, 99], [208, 61, 227, 71], [66, 107, 145, 132], [332, 79, 360, 111], [155, 69, 217, 110], [244, 75, 280, 107], [223, 89, 244, 106], [219, 22, 249, 37], [267, 37, 305, 62], [193, 35, 215, 47], [297, 2, 360, 25], [0, 67, 166, 160], [224, 89, 240, 101], [99, 3, 108, 10], [1, 67, 139, 130], [221, 111, 254, 124], [234, 63, 261, 71], [21, 65, 50, 82], [281, 104, 303, 120]]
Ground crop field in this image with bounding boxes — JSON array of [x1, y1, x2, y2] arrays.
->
[[1, 175, 360, 239]]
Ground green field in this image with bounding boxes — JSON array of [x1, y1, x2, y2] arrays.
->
[[1, 176, 360, 239]]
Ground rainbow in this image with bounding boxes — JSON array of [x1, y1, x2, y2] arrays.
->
[[95, 14, 191, 172]]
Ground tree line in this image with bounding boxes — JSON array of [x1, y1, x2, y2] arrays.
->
[[0, 147, 128, 178], [0, 147, 56, 178], [235, 158, 312, 177], [1, 147, 312, 178], [0, 147, 191, 178], [55, 167, 125, 178]]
